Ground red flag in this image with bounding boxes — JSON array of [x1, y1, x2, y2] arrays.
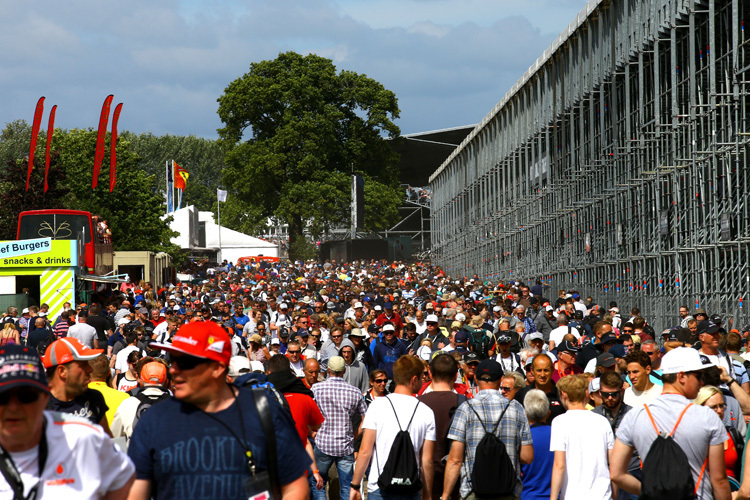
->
[[26, 96, 45, 191], [43, 104, 57, 193], [92, 94, 114, 189], [109, 103, 123, 193], [174, 161, 189, 190]]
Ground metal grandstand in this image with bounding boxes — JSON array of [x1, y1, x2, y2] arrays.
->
[[429, 0, 750, 331]]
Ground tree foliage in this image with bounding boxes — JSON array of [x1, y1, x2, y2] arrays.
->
[[217, 51, 402, 258], [122, 131, 225, 213]]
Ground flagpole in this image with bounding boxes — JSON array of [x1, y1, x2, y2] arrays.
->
[[217, 189, 222, 260], [165, 160, 169, 213]]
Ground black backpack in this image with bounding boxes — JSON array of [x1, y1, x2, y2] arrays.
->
[[467, 400, 516, 498], [470, 329, 493, 360], [640, 403, 701, 500], [36, 331, 58, 356], [376, 397, 423, 495], [131, 389, 171, 430]]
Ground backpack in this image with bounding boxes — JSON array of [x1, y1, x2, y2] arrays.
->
[[36, 331, 58, 356], [467, 400, 516, 498], [132, 389, 170, 430], [375, 397, 423, 495], [640, 403, 704, 500], [470, 329, 493, 360]]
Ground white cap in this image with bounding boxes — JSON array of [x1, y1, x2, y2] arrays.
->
[[173, 305, 181, 311], [661, 347, 715, 374], [374, 305, 382, 311], [22, 308, 29, 314], [117, 317, 131, 326], [455, 313, 466, 322], [249, 360, 265, 372], [382, 324, 395, 332], [527, 332, 544, 342], [354, 301, 363, 308], [492, 306, 501, 312], [545, 305, 554, 312], [228, 356, 251, 378], [588, 377, 601, 394], [270, 338, 280, 345], [426, 314, 439, 323], [279, 302, 289, 309], [37, 312, 47, 317]]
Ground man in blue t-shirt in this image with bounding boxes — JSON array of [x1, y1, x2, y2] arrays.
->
[[128, 321, 311, 500]]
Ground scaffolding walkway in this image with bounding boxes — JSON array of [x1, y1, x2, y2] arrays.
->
[[429, 0, 750, 331]]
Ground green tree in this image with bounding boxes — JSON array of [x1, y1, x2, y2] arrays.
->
[[54, 129, 180, 257], [217, 51, 402, 259], [0, 120, 33, 171], [122, 132, 225, 213]]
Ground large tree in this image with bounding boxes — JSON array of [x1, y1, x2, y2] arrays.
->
[[217, 51, 402, 258]]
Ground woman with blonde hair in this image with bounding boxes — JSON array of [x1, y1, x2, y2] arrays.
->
[[0, 323, 20, 346], [695, 385, 743, 484]]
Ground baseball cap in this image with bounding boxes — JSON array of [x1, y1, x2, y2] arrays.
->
[[374, 305, 383, 312], [596, 352, 616, 368], [37, 312, 47, 317], [0, 345, 49, 394], [545, 305, 554, 312], [454, 329, 470, 344], [279, 303, 289, 310], [270, 338, 280, 345], [353, 302, 363, 309], [600, 333, 617, 344], [695, 308, 708, 315], [249, 361, 265, 373], [21, 308, 29, 314], [425, 302, 434, 310], [557, 340, 579, 354], [140, 361, 168, 386], [426, 314, 439, 323], [475, 359, 503, 381], [527, 332, 544, 343], [42, 338, 104, 368], [138, 307, 148, 315], [609, 344, 627, 358], [455, 313, 466, 322], [661, 347, 715, 374], [463, 351, 480, 364], [328, 356, 346, 372], [382, 324, 395, 333], [492, 306, 502, 312], [367, 324, 380, 334], [497, 334, 512, 344], [117, 317, 131, 326], [384, 302, 393, 309], [151, 321, 232, 365], [228, 356, 252, 378]]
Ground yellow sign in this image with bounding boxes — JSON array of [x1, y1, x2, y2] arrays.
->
[[0, 240, 77, 268]]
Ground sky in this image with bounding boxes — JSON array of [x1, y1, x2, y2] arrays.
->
[[1, 0, 590, 139]]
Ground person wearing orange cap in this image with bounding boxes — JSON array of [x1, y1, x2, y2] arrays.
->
[[111, 359, 171, 442], [127, 321, 311, 500], [43, 337, 112, 436]]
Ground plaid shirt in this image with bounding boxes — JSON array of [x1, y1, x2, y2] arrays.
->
[[311, 376, 367, 456], [447, 389, 532, 498]]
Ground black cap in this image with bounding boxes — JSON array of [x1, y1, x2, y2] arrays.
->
[[600, 333, 617, 344], [463, 352, 480, 364], [475, 359, 503, 381], [557, 340, 580, 354], [0, 345, 49, 394]]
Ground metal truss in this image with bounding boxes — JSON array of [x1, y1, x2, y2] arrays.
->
[[430, 0, 750, 331]]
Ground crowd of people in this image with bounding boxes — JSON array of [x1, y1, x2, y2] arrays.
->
[[1, 258, 750, 499]]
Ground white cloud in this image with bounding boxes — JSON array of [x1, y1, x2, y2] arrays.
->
[[0, 0, 587, 137]]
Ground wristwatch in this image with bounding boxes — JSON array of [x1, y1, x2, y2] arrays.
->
[[728, 378, 737, 387], [350, 483, 361, 491]]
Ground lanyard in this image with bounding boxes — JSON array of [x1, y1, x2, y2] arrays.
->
[[0, 418, 48, 500]]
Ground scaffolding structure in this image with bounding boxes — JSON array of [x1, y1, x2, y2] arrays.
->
[[429, 0, 750, 331]]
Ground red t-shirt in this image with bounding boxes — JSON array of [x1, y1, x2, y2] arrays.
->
[[284, 393, 324, 446], [551, 361, 583, 382]]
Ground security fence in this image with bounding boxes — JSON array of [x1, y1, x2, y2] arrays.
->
[[429, 0, 750, 331]]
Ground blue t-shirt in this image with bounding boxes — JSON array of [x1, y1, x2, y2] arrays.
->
[[128, 387, 310, 500], [521, 423, 554, 500]]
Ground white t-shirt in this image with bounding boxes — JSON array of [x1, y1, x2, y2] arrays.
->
[[363, 393, 436, 493], [0, 411, 134, 499], [549, 326, 580, 347], [412, 319, 427, 334], [115, 345, 140, 373], [550, 409, 614, 500], [67, 323, 98, 348], [623, 383, 662, 407]]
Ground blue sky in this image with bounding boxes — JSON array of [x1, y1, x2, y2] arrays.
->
[[2, 0, 588, 138]]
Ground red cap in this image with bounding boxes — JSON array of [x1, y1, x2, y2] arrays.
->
[[42, 338, 104, 368], [151, 321, 232, 365], [140, 361, 168, 386]]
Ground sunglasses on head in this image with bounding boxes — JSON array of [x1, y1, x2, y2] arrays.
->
[[170, 354, 211, 371], [0, 389, 42, 406]]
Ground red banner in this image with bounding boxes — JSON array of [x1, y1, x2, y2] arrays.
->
[[26, 97, 45, 191], [43, 105, 57, 193], [174, 161, 189, 190], [109, 103, 123, 192], [92, 94, 114, 189]]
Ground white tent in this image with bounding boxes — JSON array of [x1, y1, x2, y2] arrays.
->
[[166, 206, 278, 262]]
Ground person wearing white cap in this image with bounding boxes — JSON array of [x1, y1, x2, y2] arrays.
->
[[611, 347, 731, 499]]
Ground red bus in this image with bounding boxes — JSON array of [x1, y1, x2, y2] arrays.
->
[[17, 209, 113, 275]]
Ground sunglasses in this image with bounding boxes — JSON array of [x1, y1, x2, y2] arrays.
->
[[288, 350, 301, 354], [331, 335, 343, 339], [427, 322, 438, 326], [374, 379, 387, 384], [499, 385, 513, 392], [601, 390, 621, 399], [0, 390, 42, 406], [171, 355, 211, 371]]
